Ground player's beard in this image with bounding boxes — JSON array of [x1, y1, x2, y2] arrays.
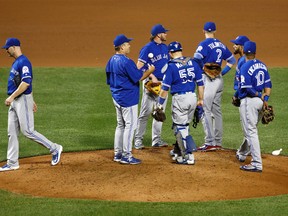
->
[[159, 34, 167, 42], [233, 48, 240, 55]]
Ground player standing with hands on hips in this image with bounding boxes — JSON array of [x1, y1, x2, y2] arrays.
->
[[156, 41, 204, 164], [0, 38, 63, 172], [134, 24, 169, 149], [237, 41, 272, 172], [193, 22, 236, 151], [106, 34, 155, 164]]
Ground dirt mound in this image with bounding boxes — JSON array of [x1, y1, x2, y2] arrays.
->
[[0, 148, 287, 202]]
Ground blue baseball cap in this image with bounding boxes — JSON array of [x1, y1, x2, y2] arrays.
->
[[151, 24, 169, 36], [2, 38, 21, 49], [203, 22, 216, 32], [244, 41, 256, 54], [230, 36, 250, 46], [113, 34, 133, 47], [168, 41, 182, 52]]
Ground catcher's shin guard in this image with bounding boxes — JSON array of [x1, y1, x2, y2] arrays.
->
[[175, 132, 186, 157], [185, 135, 197, 153]]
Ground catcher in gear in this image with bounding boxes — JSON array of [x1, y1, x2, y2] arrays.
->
[[157, 41, 204, 165]]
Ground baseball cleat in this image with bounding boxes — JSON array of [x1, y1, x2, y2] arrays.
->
[[0, 164, 19, 172], [214, 145, 223, 150], [236, 153, 246, 162], [135, 144, 145, 150], [197, 144, 217, 151], [113, 153, 122, 162], [152, 140, 168, 148], [51, 145, 63, 166], [120, 156, 141, 165], [176, 154, 195, 165], [240, 164, 262, 172]]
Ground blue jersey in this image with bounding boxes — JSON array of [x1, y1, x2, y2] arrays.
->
[[106, 54, 143, 107], [161, 57, 204, 95], [138, 41, 169, 80], [239, 59, 272, 99], [194, 38, 234, 66], [7, 55, 32, 95], [234, 56, 246, 90]]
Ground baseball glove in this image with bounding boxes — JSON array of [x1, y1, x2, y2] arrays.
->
[[144, 80, 161, 96], [261, 105, 275, 124], [192, 106, 204, 128], [203, 63, 222, 79], [232, 97, 241, 107], [151, 105, 166, 122]]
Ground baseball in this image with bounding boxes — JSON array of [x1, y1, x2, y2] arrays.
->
[[148, 53, 154, 59]]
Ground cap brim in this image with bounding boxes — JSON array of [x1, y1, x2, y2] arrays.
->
[[1, 45, 9, 49]]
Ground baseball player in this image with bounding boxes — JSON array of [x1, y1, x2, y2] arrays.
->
[[106, 34, 155, 165], [230, 36, 251, 162], [237, 41, 272, 172], [0, 38, 63, 172], [193, 22, 236, 151], [230, 36, 250, 91], [134, 24, 170, 149], [156, 41, 204, 164]]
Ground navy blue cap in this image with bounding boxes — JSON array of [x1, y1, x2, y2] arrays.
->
[[244, 41, 256, 54], [151, 24, 169, 36], [168, 41, 182, 52], [204, 22, 216, 32], [113, 34, 133, 47], [230, 36, 250, 46], [2, 38, 20, 49]]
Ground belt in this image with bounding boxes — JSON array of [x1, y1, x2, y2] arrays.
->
[[172, 91, 193, 96]]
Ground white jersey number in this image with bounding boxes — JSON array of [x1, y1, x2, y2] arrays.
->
[[216, 49, 222, 63], [255, 70, 265, 86]]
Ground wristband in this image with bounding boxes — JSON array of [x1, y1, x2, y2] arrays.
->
[[257, 92, 262, 98], [264, 95, 269, 102], [158, 97, 166, 105]]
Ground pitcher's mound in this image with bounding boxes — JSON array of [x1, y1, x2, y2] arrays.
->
[[0, 148, 287, 202]]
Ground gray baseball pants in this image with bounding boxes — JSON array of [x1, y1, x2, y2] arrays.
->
[[134, 82, 168, 146], [7, 94, 60, 167], [201, 74, 224, 146], [239, 97, 263, 169]]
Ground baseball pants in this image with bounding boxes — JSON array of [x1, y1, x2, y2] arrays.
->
[[239, 97, 263, 169], [134, 83, 168, 146], [113, 99, 138, 156], [201, 74, 224, 146], [7, 94, 60, 167]]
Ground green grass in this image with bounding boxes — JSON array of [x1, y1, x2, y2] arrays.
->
[[0, 67, 287, 215], [1, 190, 287, 216]]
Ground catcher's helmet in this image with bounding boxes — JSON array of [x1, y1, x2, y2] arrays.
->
[[168, 41, 182, 52]]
